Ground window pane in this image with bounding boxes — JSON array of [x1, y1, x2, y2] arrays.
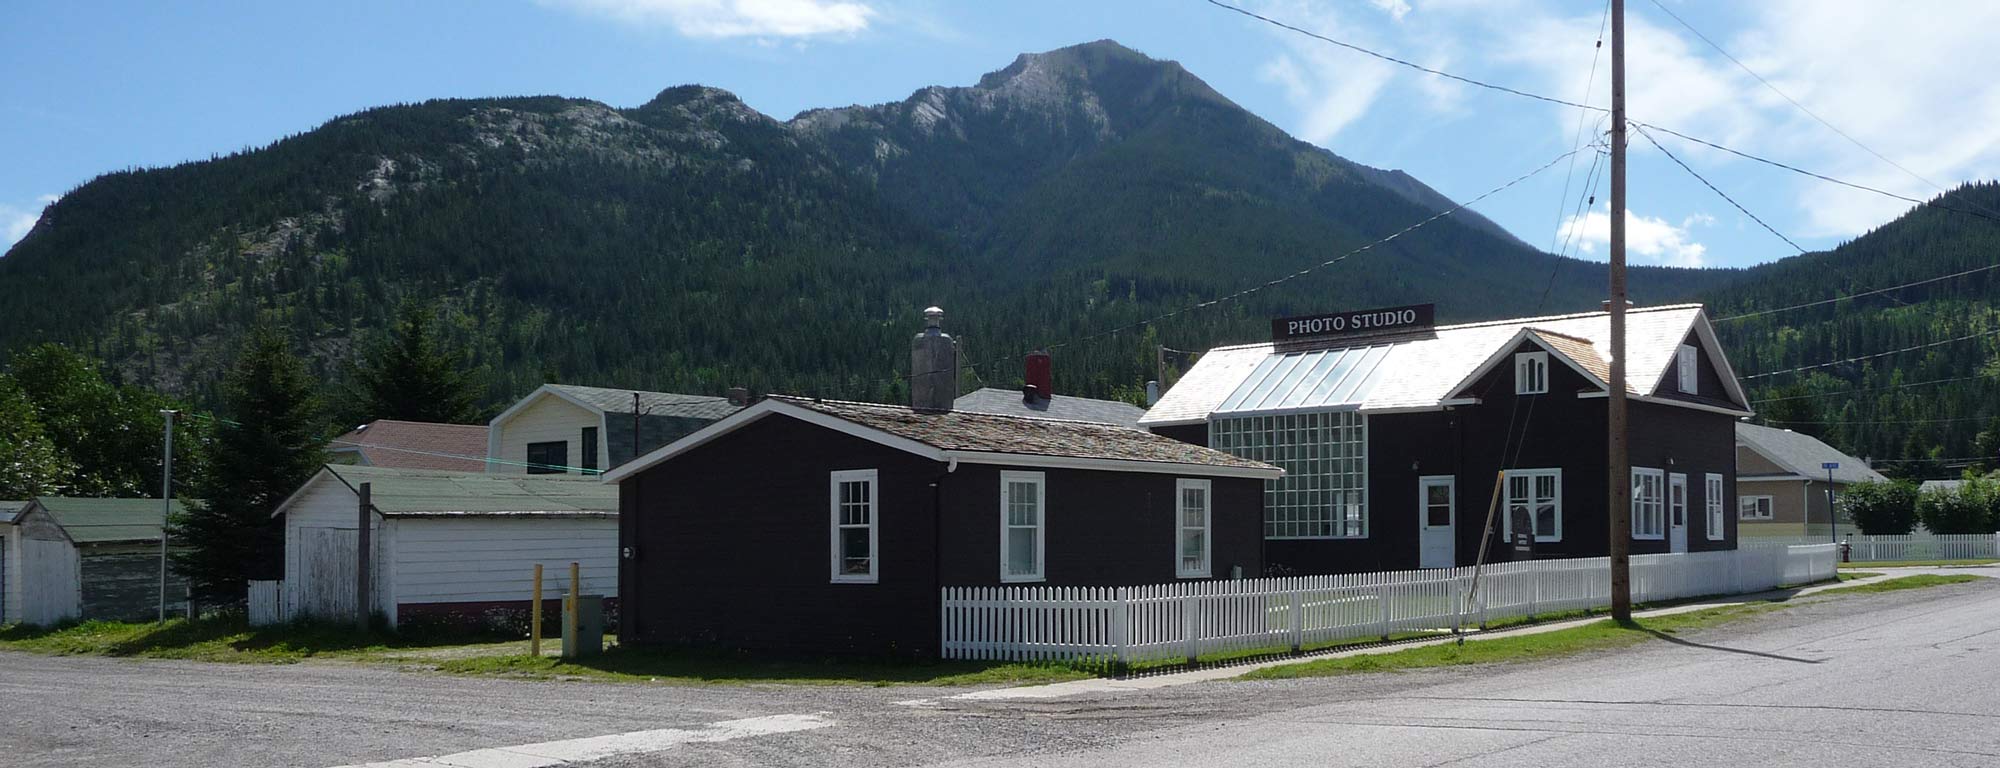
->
[[1427, 503, 1450, 527], [1006, 528, 1037, 575], [1427, 485, 1451, 506], [840, 529, 870, 574], [1181, 529, 1205, 559]]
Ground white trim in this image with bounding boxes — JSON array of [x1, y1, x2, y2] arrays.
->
[[1643, 312, 1753, 411], [1175, 478, 1212, 579], [1705, 473, 1726, 541], [829, 469, 879, 584], [269, 466, 342, 519], [487, 385, 610, 473], [1136, 416, 1208, 428], [1000, 471, 1046, 583], [1514, 351, 1550, 395], [1207, 402, 1364, 419], [1677, 345, 1699, 394], [1502, 468, 1563, 543], [1738, 494, 1776, 521], [943, 450, 1283, 480], [1575, 391, 1754, 417], [1738, 473, 1813, 483], [1632, 467, 1666, 540], [603, 400, 945, 483], [1668, 472, 1689, 552], [1444, 328, 1610, 400]]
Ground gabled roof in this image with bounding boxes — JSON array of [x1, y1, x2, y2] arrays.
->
[[953, 388, 1148, 427], [0, 500, 28, 525], [1441, 327, 1609, 402], [27, 497, 195, 544], [603, 396, 1284, 483], [1143, 304, 1750, 425], [329, 420, 490, 472], [490, 384, 741, 431], [1735, 423, 1887, 485], [276, 465, 617, 519]]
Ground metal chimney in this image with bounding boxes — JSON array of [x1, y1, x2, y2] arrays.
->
[[910, 306, 957, 412], [1145, 380, 1161, 406], [1022, 350, 1053, 403]]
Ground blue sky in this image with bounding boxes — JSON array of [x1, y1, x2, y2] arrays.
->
[[6, 0, 1999, 269]]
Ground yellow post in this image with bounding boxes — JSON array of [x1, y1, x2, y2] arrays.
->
[[564, 561, 580, 659], [530, 563, 544, 657]]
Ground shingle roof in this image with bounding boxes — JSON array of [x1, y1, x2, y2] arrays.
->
[[1144, 304, 1732, 424], [953, 388, 1149, 428], [329, 420, 490, 472], [322, 465, 617, 518], [1735, 423, 1887, 485], [545, 384, 740, 420], [0, 500, 27, 525], [774, 396, 1277, 473], [30, 497, 195, 543]]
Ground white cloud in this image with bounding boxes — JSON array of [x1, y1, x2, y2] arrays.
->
[[1368, 0, 1411, 22], [540, 0, 875, 38], [1559, 203, 1712, 268], [0, 195, 54, 252], [1254, 2, 1397, 145]]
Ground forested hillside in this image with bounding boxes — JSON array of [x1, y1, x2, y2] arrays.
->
[[0, 40, 1737, 411], [1708, 182, 2000, 471]]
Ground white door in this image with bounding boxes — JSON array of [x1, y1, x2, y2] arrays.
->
[[1419, 476, 1456, 568], [1669, 473, 1689, 554]]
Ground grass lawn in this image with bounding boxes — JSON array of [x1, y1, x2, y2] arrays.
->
[[1809, 574, 1983, 595], [0, 616, 523, 664], [435, 649, 1095, 687], [1241, 603, 1780, 680], [1840, 560, 1998, 569], [1837, 571, 1883, 581]]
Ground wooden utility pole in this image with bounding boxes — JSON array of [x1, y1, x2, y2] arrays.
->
[[356, 482, 372, 631], [1608, 0, 1633, 622], [158, 409, 176, 624]]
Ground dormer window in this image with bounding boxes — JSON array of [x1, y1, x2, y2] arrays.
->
[[1515, 352, 1549, 395], [1678, 344, 1698, 394]]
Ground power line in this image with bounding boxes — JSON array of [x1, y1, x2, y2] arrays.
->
[[1764, 415, 1995, 427], [1539, 146, 1608, 310], [1741, 326, 2000, 380], [1546, 0, 1613, 257], [1716, 262, 2000, 322], [178, 411, 594, 474], [1750, 374, 1994, 404], [1633, 124, 1805, 254], [1869, 456, 1993, 463]]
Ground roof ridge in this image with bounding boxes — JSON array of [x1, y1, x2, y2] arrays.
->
[[779, 394, 1165, 431], [548, 383, 727, 400], [1522, 327, 1598, 345]]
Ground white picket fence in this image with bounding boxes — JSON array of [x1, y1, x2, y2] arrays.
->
[[939, 545, 1838, 664], [1747, 533, 2000, 562]]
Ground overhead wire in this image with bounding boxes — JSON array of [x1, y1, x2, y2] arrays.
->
[[1633, 124, 1804, 254], [1715, 262, 2000, 322], [1739, 326, 2000, 380], [1749, 374, 1994, 404]]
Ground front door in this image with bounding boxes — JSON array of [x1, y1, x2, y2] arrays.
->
[[1669, 473, 1689, 553], [1419, 476, 1456, 568]]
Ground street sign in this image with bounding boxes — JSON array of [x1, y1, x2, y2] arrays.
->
[[1821, 462, 1840, 470]]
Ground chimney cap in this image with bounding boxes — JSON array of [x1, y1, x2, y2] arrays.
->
[[924, 306, 944, 327]]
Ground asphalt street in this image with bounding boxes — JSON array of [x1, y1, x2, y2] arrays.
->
[[4, 570, 1996, 767]]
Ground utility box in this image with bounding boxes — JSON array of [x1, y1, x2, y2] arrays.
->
[[562, 595, 605, 658]]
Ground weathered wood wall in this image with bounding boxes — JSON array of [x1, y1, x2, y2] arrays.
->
[[77, 545, 188, 621]]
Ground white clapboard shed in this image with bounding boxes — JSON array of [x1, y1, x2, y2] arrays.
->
[[272, 465, 618, 628]]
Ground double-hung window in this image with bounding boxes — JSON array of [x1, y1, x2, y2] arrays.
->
[[1504, 469, 1562, 542], [1739, 495, 1774, 520], [1632, 468, 1666, 540], [526, 441, 567, 474], [1678, 345, 1699, 393], [1515, 352, 1549, 395], [1001, 471, 1045, 582], [1705, 474, 1726, 540], [1176, 479, 1211, 578], [829, 469, 878, 583]]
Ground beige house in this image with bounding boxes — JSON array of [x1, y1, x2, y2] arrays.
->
[[1736, 423, 1886, 539], [486, 384, 742, 475]]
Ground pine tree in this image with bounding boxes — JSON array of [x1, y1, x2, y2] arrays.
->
[[0, 374, 72, 498], [174, 328, 327, 601], [342, 301, 484, 425]]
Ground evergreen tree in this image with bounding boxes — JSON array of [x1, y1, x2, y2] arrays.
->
[[174, 328, 327, 601], [0, 374, 72, 498], [341, 301, 484, 425]]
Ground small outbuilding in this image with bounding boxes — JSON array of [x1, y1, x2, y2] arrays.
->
[[272, 465, 617, 628], [2, 500, 26, 624], [6, 497, 192, 624]]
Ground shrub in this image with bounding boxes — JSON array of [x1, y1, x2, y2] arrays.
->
[[1840, 480, 1920, 534], [1916, 478, 1999, 534]]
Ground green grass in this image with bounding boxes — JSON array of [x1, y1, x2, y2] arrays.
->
[[1837, 571, 1883, 581], [1840, 559, 1998, 568], [1241, 603, 1782, 680], [435, 647, 1096, 687], [1810, 574, 1982, 595], [0, 616, 518, 664]]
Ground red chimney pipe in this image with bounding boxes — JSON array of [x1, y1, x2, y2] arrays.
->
[[1023, 350, 1053, 403]]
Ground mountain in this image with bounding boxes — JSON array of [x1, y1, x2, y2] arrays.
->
[[0, 40, 1739, 409], [1708, 182, 2000, 472]]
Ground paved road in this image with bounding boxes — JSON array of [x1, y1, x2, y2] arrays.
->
[[5, 571, 1997, 767]]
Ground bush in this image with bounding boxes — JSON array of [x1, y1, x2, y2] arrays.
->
[[1840, 480, 1920, 534], [1916, 477, 2000, 534]]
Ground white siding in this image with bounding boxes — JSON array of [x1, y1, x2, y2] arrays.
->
[[391, 517, 619, 604], [281, 476, 392, 624], [490, 394, 603, 474], [15, 511, 81, 626], [1, 523, 19, 624]]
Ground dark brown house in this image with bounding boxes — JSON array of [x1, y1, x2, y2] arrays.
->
[[604, 308, 1279, 657], [1143, 303, 1754, 575]]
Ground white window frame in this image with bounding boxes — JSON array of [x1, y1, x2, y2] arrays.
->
[[1503, 468, 1563, 543], [1632, 467, 1666, 540], [1000, 470, 1047, 583], [1669, 472, 1689, 536], [1210, 412, 1368, 540], [1705, 473, 1726, 540], [1678, 345, 1698, 394], [1175, 478, 1212, 579], [1739, 495, 1775, 521], [828, 469, 879, 584], [1515, 351, 1549, 395]]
